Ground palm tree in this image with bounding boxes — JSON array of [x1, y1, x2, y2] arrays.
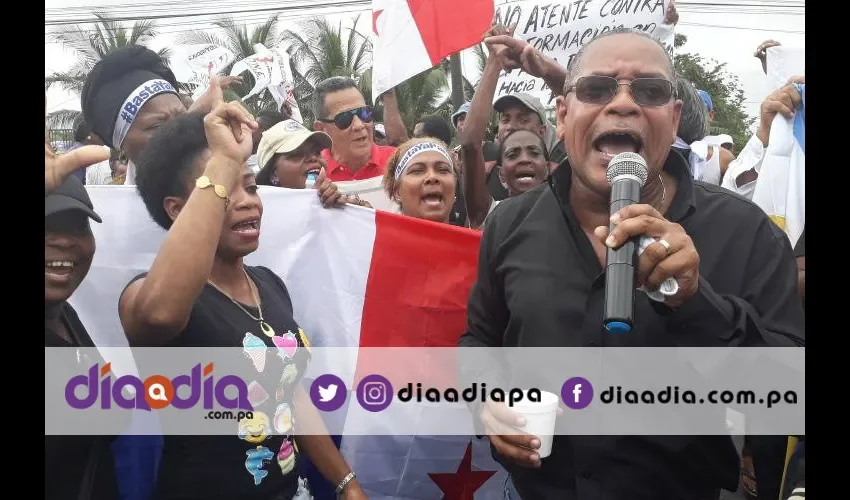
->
[[281, 15, 372, 124], [391, 65, 454, 130], [45, 12, 166, 95], [178, 15, 287, 115]]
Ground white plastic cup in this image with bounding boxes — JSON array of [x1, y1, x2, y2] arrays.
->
[[507, 390, 560, 458]]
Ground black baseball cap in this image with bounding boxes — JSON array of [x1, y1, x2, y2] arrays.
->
[[45, 175, 102, 223]]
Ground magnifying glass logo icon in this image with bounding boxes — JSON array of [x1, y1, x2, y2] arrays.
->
[[149, 383, 167, 400], [143, 375, 174, 409]]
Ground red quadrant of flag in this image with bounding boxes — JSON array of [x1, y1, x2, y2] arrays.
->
[[407, 0, 495, 65], [356, 211, 482, 385]]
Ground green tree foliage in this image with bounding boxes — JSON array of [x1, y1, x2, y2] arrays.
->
[[46, 12, 166, 95], [673, 34, 755, 150]]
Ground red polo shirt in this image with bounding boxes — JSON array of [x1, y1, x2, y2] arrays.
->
[[321, 144, 396, 182]]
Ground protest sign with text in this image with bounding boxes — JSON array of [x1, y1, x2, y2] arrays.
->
[[170, 44, 236, 99], [493, 0, 676, 105]]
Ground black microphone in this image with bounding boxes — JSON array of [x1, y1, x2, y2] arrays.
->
[[603, 152, 649, 334]]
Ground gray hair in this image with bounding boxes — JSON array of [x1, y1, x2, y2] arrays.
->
[[675, 76, 709, 143], [564, 27, 676, 93], [313, 76, 359, 119]]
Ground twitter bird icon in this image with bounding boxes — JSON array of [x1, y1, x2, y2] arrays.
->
[[310, 374, 347, 412], [318, 384, 338, 402]]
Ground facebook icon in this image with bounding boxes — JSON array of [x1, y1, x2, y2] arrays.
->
[[561, 377, 593, 410]]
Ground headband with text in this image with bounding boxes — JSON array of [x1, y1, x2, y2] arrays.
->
[[393, 142, 453, 180], [113, 79, 178, 149]]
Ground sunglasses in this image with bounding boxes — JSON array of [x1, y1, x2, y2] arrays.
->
[[318, 106, 374, 130], [565, 76, 676, 107]]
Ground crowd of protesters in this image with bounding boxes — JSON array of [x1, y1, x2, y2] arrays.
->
[[46, 10, 804, 499]]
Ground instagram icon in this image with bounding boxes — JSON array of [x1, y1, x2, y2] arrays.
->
[[356, 374, 393, 412]]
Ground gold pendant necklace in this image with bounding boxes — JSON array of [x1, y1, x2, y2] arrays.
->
[[207, 268, 275, 338]]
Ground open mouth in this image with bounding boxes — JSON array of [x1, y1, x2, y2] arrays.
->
[[593, 131, 644, 156], [232, 219, 260, 234], [46, 260, 75, 278], [421, 192, 444, 207], [352, 136, 369, 145], [514, 168, 539, 185], [304, 168, 320, 178]]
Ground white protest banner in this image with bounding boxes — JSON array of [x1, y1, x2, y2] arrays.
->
[[230, 45, 281, 101], [170, 44, 236, 99], [493, 0, 676, 105], [336, 177, 398, 213], [766, 46, 805, 91], [266, 47, 304, 123]]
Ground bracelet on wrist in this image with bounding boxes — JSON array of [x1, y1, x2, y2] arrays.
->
[[195, 176, 230, 206], [335, 471, 356, 495]]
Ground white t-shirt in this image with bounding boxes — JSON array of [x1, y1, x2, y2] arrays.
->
[[86, 160, 114, 185], [689, 141, 722, 186], [123, 161, 136, 185]]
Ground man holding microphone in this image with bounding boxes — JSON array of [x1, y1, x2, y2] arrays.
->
[[459, 28, 804, 500]]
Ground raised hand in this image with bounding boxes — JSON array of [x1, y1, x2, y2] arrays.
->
[[756, 76, 804, 147], [202, 81, 258, 166], [188, 75, 244, 114], [663, 0, 679, 25], [485, 35, 549, 79], [755, 40, 781, 73], [45, 105, 109, 194]]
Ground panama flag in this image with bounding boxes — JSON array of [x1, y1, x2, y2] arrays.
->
[[371, 0, 495, 98], [73, 187, 510, 499], [751, 83, 805, 249]]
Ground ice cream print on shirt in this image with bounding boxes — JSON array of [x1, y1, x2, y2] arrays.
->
[[277, 438, 297, 475], [243, 332, 267, 372], [237, 319, 311, 487]]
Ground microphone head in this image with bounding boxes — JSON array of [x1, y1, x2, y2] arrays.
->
[[606, 152, 648, 186]]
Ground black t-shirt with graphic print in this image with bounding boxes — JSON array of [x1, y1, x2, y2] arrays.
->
[[128, 266, 311, 500], [45, 303, 120, 500]]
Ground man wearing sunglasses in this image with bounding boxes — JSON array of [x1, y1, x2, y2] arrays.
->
[[313, 76, 404, 182], [461, 28, 804, 500]]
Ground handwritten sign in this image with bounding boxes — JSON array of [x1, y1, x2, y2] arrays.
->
[[170, 44, 236, 99], [493, 0, 675, 105]]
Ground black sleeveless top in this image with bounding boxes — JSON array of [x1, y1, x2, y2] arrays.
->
[[45, 303, 120, 500], [128, 266, 311, 500]]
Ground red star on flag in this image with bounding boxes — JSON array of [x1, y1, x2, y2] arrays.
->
[[428, 442, 496, 500], [372, 9, 384, 36]]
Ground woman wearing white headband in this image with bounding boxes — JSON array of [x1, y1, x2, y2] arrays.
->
[[381, 138, 457, 224]]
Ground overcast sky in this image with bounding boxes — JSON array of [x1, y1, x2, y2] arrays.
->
[[45, 0, 805, 122]]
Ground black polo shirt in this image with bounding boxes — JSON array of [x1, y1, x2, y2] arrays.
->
[[459, 151, 805, 499]]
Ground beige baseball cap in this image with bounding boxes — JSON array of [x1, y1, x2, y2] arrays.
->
[[256, 119, 332, 172]]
